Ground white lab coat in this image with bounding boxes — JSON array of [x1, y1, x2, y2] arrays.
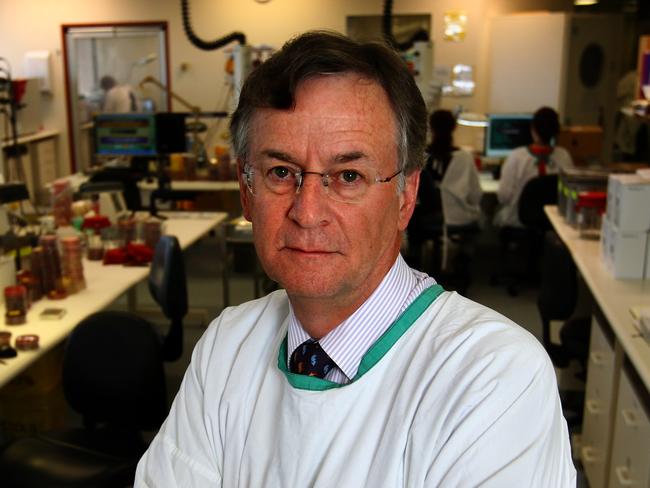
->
[[135, 287, 576, 487], [495, 145, 573, 227], [103, 84, 139, 113], [439, 149, 482, 227]]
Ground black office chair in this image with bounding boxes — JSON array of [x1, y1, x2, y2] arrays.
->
[[0, 311, 167, 488], [69, 235, 187, 362], [493, 174, 558, 296], [537, 230, 590, 427], [406, 169, 444, 274], [148, 235, 188, 362], [538, 230, 581, 363]]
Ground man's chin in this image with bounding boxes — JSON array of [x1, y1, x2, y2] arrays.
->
[[276, 276, 344, 302]]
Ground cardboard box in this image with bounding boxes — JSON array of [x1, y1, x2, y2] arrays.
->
[[606, 174, 650, 232], [557, 126, 603, 166], [601, 217, 648, 279]]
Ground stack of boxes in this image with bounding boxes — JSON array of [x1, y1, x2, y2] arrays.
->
[[601, 174, 650, 279]]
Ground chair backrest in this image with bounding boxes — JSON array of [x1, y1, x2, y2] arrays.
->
[[517, 174, 558, 230], [537, 230, 578, 349], [63, 311, 167, 430], [148, 235, 188, 322]]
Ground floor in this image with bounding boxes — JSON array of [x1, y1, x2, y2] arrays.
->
[[107, 224, 590, 484]]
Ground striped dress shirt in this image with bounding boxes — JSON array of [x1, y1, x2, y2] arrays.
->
[[287, 254, 437, 384]]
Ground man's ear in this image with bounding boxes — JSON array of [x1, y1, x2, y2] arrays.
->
[[238, 159, 253, 222], [397, 170, 420, 231]]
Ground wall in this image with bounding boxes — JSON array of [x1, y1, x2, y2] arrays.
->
[[0, 0, 577, 177]]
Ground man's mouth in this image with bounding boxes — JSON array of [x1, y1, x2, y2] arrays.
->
[[284, 246, 337, 255]]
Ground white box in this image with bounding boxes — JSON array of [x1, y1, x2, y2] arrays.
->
[[601, 217, 648, 279], [23, 50, 52, 93], [606, 174, 650, 232]]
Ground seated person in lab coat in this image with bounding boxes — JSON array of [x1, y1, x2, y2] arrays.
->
[[495, 106, 573, 227], [100, 75, 140, 113], [135, 31, 576, 487], [427, 109, 482, 230], [407, 109, 482, 274]]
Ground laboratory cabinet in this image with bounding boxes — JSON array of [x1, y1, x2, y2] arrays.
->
[[607, 365, 650, 488], [581, 315, 618, 488]]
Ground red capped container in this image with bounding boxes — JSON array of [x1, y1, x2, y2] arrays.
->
[[5, 285, 28, 325], [576, 191, 607, 240]]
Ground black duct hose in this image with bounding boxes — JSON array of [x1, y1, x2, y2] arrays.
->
[[382, 0, 397, 49], [382, 0, 429, 52], [181, 0, 246, 50]]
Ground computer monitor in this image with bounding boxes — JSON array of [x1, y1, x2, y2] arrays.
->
[[94, 112, 187, 157], [94, 113, 158, 156], [484, 113, 533, 158]]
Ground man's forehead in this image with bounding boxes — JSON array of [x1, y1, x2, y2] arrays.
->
[[251, 77, 394, 130]]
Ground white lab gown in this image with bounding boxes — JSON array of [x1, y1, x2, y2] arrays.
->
[[495, 145, 573, 227], [135, 286, 576, 487], [439, 149, 483, 227]]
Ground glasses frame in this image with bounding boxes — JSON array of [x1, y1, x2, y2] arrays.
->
[[242, 163, 403, 203]]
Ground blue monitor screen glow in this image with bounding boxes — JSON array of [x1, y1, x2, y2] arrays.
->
[[94, 113, 157, 156], [485, 113, 533, 158]]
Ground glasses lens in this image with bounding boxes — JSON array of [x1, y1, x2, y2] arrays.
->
[[261, 164, 298, 195], [327, 167, 373, 202]]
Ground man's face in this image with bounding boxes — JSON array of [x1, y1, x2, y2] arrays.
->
[[240, 74, 418, 308]]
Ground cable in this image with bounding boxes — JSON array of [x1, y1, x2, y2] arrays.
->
[[181, 0, 246, 51]]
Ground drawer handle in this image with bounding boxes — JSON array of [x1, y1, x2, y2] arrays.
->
[[622, 408, 639, 427], [589, 351, 607, 366], [615, 466, 634, 486], [581, 446, 599, 463], [586, 400, 601, 415]]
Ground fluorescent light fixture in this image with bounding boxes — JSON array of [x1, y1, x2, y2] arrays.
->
[[574, 0, 598, 5], [457, 112, 488, 128]]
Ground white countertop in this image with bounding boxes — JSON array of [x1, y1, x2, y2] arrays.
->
[[138, 179, 240, 192], [0, 211, 227, 388]]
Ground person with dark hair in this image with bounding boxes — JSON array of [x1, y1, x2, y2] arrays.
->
[[427, 109, 482, 228], [135, 32, 575, 487], [100, 75, 139, 113], [495, 106, 573, 227], [407, 109, 481, 273]]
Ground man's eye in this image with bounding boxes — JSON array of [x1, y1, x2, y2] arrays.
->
[[268, 166, 292, 180], [338, 169, 363, 184]]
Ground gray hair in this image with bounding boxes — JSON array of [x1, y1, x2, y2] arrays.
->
[[230, 30, 427, 185]]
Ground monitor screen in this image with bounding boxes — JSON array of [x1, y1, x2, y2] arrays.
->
[[485, 113, 533, 158], [94, 113, 158, 156]]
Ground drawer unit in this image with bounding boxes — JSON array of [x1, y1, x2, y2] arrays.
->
[[581, 316, 617, 488], [607, 366, 650, 488]]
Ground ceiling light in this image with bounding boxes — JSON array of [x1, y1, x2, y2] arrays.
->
[[574, 0, 599, 5]]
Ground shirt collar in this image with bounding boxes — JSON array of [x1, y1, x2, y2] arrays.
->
[[287, 254, 434, 380]]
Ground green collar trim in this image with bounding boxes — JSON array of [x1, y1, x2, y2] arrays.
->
[[278, 284, 445, 391]]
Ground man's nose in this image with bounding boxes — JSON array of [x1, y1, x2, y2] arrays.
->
[[288, 173, 329, 227]]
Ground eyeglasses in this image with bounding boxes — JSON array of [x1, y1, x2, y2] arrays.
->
[[243, 162, 402, 203]]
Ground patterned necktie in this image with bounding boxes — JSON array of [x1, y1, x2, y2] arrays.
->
[[289, 339, 335, 379]]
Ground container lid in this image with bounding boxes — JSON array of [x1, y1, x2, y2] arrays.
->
[[4, 285, 26, 297], [576, 191, 607, 209]]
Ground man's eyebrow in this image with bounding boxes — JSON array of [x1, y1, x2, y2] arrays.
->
[[333, 151, 366, 163], [261, 150, 296, 163]]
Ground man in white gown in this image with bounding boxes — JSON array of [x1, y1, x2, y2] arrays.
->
[[135, 31, 576, 487]]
